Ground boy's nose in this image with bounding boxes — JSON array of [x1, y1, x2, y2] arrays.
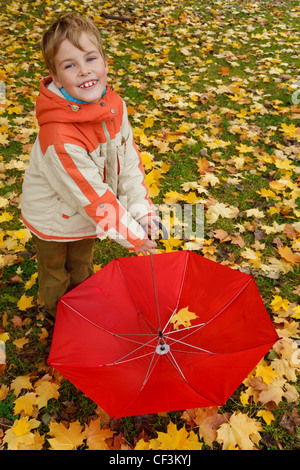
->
[[79, 63, 90, 76]]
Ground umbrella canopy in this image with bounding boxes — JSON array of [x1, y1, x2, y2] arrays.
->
[[48, 250, 279, 419]]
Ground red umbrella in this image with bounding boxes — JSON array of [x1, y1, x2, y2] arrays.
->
[[48, 250, 279, 419]]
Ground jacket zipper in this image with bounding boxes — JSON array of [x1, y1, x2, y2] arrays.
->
[[102, 121, 111, 162], [101, 121, 111, 181], [102, 121, 121, 175]]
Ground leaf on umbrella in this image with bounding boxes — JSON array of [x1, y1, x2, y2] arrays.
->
[[170, 306, 198, 330]]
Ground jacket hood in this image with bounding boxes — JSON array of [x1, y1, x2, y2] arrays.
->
[[36, 77, 118, 126]]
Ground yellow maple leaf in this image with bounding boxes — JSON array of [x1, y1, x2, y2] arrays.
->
[[35, 381, 60, 409], [160, 238, 182, 252], [10, 375, 33, 397], [135, 421, 202, 450], [147, 183, 160, 198], [0, 196, 9, 209], [3, 417, 40, 450], [86, 418, 114, 450], [236, 143, 255, 153], [163, 190, 182, 205], [12, 418, 31, 436], [291, 305, 300, 320], [280, 122, 299, 138], [0, 332, 9, 343], [278, 245, 300, 265], [24, 272, 38, 290], [206, 202, 239, 224], [139, 132, 151, 147], [256, 187, 276, 199], [14, 392, 37, 416], [143, 116, 154, 128], [17, 294, 34, 311], [47, 420, 87, 450], [141, 151, 156, 170], [270, 295, 290, 312], [255, 364, 277, 385], [7, 105, 23, 115], [217, 412, 262, 450], [0, 212, 13, 222], [170, 306, 198, 330], [256, 410, 275, 425], [13, 337, 29, 349]]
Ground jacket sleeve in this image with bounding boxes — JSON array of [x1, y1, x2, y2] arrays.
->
[[42, 138, 147, 250], [117, 101, 156, 221]]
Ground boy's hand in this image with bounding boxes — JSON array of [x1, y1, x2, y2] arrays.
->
[[138, 214, 161, 238], [134, 238, 157, 256]]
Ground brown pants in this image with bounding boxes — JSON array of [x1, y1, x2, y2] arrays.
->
[[32, 234, 95, 318]]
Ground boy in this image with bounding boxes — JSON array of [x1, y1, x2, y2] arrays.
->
[[21, 13, 158, 318]]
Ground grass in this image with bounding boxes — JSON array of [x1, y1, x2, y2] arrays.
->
[[0, 0, 299, 450]]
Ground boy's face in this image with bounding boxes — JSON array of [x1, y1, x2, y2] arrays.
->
[[50, 32, 108, 103]]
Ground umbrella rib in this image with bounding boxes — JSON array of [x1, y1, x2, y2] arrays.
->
[[140, 346, 161, 389], [168, 338, 215, 354], [167, 350, 189, 382], [166, 351, 222, 406], [104, 350, 156, 367], [115, 258, 158, 337], [150, 253, 162, 333], [164, 276, 255, 346], [162, 250, 190, 335], [112, 350, 161, 418], [59, 299, 156, 346], [109, 336, 158, 365], [199, 276, 254, 328]]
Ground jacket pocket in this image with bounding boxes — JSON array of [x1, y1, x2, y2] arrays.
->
[[57, 198, 78, 219]]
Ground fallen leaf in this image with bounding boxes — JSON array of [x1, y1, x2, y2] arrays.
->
[[85, 418, 114, 450], [3, 417, 40, 450], [278, 246, 300, 265], [17, 294, 34, 311], [217, 412, 262, 450], [47, 420, 87, 450], [135, 421, 202, 450]]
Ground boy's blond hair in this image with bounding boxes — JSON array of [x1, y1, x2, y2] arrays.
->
[[41, 13, 106, 74]]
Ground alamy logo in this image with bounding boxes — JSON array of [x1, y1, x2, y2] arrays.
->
[[291, 79, 300, 105], [291, 339, 300, 366]]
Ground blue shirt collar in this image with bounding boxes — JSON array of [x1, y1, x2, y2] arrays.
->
[[60, 86, 107, 104]]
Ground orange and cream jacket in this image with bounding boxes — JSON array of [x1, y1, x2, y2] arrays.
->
[[21, 77, 155, 250]]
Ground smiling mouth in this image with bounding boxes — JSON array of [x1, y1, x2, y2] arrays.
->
[[79, 80, 98, 89]]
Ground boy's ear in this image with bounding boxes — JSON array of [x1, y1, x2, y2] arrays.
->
[[104, 55, 109, 72], [49, 70, 63, 89]]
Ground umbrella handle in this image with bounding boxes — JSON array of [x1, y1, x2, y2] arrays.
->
[[154, 219, 168, 239], [149, 219, 168, 240]]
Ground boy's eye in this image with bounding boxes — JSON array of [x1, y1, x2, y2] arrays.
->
[[87, 57, 96, 62], [65, 64, 74, 69]]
